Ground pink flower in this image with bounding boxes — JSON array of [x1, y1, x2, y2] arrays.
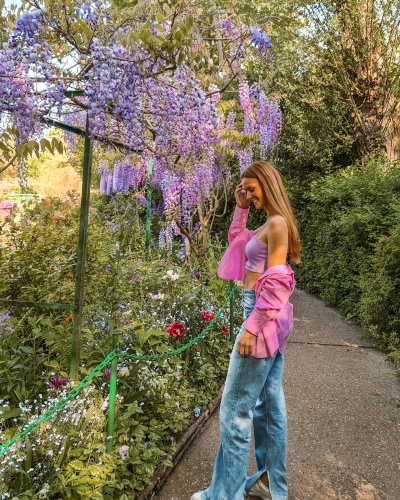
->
[[45, 375, 69, 392], [53, 211, 61, 218], [383, 235, 387, 239]]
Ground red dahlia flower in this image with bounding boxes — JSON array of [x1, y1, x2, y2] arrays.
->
[[218, 325, 230, 336], [166, 321, 186, 340], [201, 310, 215, 323]]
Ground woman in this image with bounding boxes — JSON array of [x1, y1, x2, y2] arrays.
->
[[191, 161, 301, 500]]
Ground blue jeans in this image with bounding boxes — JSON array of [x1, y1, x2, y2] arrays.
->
[[201, 289, 288, 500]]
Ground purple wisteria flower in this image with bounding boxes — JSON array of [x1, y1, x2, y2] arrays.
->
[[137, 194, 147, 206], [45, 375, 69, 393]]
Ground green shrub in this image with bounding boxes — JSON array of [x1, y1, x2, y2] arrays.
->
[[284, 153, 400, 374]]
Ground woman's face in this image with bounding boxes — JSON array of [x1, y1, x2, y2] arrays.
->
[[241, 177, 266, 210]]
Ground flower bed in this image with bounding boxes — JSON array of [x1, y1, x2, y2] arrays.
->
[[0, 193, 243, 499]]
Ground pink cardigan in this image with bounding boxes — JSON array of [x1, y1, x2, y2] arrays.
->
[[217, 205, 296, 358]]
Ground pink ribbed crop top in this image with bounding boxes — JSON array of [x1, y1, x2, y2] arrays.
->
[[244, 215, 277, 273], [244, 236, 268, 273]]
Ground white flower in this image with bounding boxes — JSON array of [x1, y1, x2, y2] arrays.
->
[[166, 270, 173, 275], [170, 274, 179, 281], [119, 367, 130, 377], [164, 392, 171, 399]]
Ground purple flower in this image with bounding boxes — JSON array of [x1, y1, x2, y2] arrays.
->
[[119, 445, 129, 460], [194, 272, 200, 280], [105, 369, 111, 379], [137, 194, 147, 206], [45, 375, 69, 393]]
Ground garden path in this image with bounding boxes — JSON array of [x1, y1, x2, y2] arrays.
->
[[155, 287, 400, 500]]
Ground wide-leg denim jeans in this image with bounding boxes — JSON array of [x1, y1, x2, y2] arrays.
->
[[201, 289, 288, 500]]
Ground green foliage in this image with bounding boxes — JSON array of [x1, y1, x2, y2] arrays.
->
[[284, 153, 400, 374]]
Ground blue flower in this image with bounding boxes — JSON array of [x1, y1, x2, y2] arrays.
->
[[194, 407, 200, 418]]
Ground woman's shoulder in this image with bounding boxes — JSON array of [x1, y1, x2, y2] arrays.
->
[[258, 215, 287, 244]]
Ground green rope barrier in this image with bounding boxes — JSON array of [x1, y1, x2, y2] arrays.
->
[[0, 284, 238, 456], [0, 349, 118, 456], [118, 284, 237, 361]]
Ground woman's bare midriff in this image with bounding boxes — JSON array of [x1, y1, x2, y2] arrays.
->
[[244, 269, 263, 290]]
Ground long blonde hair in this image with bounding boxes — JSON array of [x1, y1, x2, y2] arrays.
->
[[241, 160, 301, 264]]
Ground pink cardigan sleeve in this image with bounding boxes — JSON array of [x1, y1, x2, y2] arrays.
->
[[228, 206, 250, 244], [243, 272, 294, 336]]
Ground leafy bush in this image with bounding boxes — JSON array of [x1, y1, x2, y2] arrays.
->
[[285, 153, 400, 374]]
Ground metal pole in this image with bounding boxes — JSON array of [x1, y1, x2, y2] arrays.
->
[[70, 115, 93, 381], [106, 333, 118, 453], [145, 159, 153, 262]]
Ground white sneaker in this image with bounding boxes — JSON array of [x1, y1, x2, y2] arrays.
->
[[190, 493, 202, 500], [246, 477, 272, 499]]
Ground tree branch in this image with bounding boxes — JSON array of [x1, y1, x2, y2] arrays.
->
[[0, 154, 18, 174], [175, 220, 200, 258]]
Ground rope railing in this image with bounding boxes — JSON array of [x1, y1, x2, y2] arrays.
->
[[0, 283, 238, 456]]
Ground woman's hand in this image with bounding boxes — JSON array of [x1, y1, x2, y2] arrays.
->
[[235, 183, 249, 209], [237, 329, 256, 357]]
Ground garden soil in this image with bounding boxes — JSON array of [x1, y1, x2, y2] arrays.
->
[[155, 287, 400, 500]]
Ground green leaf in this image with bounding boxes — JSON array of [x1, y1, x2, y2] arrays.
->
[[132, 423, 148, 433], [147, 329, 169, 338], [124, 390, 147, 405], [155, 344, 170, 353], [168, 356, 181, 364], [0, 408, 22, 419], [88, 464, 103, 476], [69, 459, 84, 471], [40, 137, 52, 153], [180, 23, 188, 37], [136, 330, 154, 347], [77, 18, 93, 38]]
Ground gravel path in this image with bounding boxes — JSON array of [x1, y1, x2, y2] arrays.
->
[[155, 287, 400, 500]]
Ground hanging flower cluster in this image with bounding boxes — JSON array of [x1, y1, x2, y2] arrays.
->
[[232, 80, 282, 173]]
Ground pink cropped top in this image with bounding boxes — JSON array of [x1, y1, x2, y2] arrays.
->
[[244, 215, 277, 274], [244, 237, 268, 273]]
